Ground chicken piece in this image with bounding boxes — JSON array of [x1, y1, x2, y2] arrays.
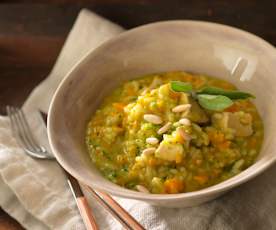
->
[[155, 139, 184, 163], [212, 112, 253, 137], [227, 112, 253, 137], [186, 97, 209, 124]]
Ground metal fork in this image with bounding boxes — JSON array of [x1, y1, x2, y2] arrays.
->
[[6, 106, 99, 230], [6, 106, 55, 160], [6, 106, 145, 230]]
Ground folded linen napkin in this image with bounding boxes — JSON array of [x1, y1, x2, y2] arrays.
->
[[0, 9, 276, 230]]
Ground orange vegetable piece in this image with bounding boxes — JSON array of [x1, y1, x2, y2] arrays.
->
[[225, 103, 239, 112], [217, 141, 231, 150], [113, 103, 125, 111], [169, 91, 180, 99], [164, 178, 185, 194], [193, 78, 205, 88], [195, 159, 203, 166], [248, 138, 257, 148], [148, 158, 157, 167], [194, 175, 208, 185], [208, 130, 225, 146]]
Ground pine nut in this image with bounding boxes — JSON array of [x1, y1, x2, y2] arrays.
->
[[179, 118, 191, 126], [146, 137, 159, 145], [172, 104, 191, 113], [144, 114, 163, 124], [157, 122, 172, 135], [136, 185, 150, 193], [142, 147, 156, 156]]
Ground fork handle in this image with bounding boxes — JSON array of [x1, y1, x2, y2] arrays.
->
[[66, 171, 99, 230]]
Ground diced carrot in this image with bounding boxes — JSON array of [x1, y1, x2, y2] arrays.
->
[[194, 175, 208, 185], [217, 141, 231, 150], [208, 130, 225, 145], [170, 91, 180, 99], [195, 159, 203, 166], [126, 86, 135, 96], [215, 132, 225, 142], [193, 78, 204, 88], [164, 178, 185, 194], [241, 100, 253, 109], [248, 138, 257, 148], [225, 104, 239, 112], [182, 74, 193, 82], [113, 103, 125, 111], [208, 130, 231, 150], [214, 81, 235, 90], [148, 158, 157, 167], [91, 118, 103, 126]]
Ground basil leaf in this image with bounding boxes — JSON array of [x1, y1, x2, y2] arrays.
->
[[170, 81, 193, 93], [197, 86, 255, 99], [197, 94, 233, 111]]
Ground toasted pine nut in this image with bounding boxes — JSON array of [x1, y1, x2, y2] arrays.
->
[[172, 104, 191, 113], [146, 137, 159, 145], [136, 185, 150, 193], [142, 147, 156, 156], [144, 114, 163, 124], [179, 118, 191, 126], [157, 122, 172, 135]]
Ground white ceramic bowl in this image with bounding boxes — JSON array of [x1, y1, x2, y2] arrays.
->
[[48, 21, 276, 208]]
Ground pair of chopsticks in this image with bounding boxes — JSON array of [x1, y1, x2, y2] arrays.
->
[[41, 112, 145, 230], [85, 186, 145, 230], [66, 172, 144, 230]]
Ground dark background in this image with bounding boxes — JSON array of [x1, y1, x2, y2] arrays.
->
[[0, 1, 275, 229]]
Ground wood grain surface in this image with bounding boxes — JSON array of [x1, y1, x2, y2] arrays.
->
[[0, 1, 275, 229]]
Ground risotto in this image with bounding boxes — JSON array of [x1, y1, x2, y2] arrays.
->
[[86, 71, 263, 194]]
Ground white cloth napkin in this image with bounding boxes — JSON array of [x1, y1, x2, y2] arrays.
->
[[1, 9, 276, 230]]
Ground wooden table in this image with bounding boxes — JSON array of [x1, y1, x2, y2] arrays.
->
[[0, 1, 275, 229]]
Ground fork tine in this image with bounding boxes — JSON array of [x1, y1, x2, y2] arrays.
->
[[7, 106, 37, 152], [7, 106, 26, 147], [6, 106, 20, 142], [15, 107, 42, 151], [6, 106, 52, 159]]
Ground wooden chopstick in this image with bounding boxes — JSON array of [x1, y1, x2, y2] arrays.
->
[[84, 185, 145, 230], [66, 172, 99, 230]]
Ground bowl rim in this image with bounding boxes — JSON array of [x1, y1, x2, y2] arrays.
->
[[48, 20, 276, 201]]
